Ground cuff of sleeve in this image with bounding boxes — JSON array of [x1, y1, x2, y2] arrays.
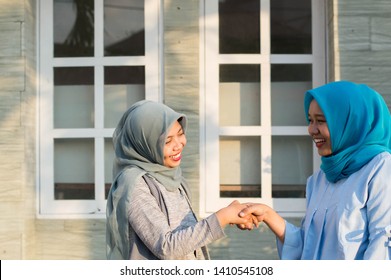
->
[[206, 213, 226, 240], [283, 221, 302, 247], [277, 220, 302, 259]]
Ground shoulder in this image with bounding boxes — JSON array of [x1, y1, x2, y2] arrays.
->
[[371, 151, 391, 164], [305, 169, 327, 198], [306, 168, 326, 187], [367, 152, 391, 180]]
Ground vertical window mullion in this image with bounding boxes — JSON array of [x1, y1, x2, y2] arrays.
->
[[204, 0, 220, 212], [95, 0, 104, 58], [95, 137, 105, 213], [260, 0, 272, 200], [39, 0, 56, 214], [145, 0, 160, 101], [260, 63, 272, 200]]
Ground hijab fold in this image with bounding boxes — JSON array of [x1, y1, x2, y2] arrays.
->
[[304, 81, 391, 183]]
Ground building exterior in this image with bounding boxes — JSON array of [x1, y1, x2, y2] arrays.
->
[[0, 0, 390, 259]]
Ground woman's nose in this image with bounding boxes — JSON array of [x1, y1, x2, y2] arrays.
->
[[308, 123, 319, 135], [172, 138, 182, 150]]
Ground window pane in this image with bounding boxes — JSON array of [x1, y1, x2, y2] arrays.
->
[[54, 0, 94, 57], [104, 66, 145, 128], [54, 139, 95, 200], [219, 0, 260, 54], [104, 0, 145, 56], [272, 136, 312, 198], [271, 64, 312, 126], [220, 64, 260, 126], [105, 138, 115, 199], [220, 136, 261, 197], [54, 67, 94, 128], [271, 0, 311, 54]]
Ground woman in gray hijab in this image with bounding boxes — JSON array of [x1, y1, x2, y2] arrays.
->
[[106, 100, 251, 260]]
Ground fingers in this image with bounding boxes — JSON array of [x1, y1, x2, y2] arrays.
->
[[239, 204, 261, 218], [228, 200, 240, 206]]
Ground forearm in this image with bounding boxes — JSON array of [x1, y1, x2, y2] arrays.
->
[[263, 207, 286, 243]]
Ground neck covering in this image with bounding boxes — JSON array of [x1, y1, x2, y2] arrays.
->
[[304, 80, 391, 183], [112, 100, 187, 191]]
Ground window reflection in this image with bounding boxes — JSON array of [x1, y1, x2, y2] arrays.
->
[[271, 0, 312, 54], [54, 138, 95, 200], [272, 136, 312, 198], [219, 0, 260, 54], [219, 64, 261, 126], [54, 67, 94, 128], [54, 0, 94, 57], [271, 64, 312, 126], [104, 0, 145, 56], [220, 136, 261, 197], [104, 66, 145, 128]]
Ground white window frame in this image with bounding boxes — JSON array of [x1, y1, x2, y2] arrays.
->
[[199, 0, 325, 217], [37, 0, 161, 218]]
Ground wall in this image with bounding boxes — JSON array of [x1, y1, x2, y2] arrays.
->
[[331, 0, 391, 107], [1, 0, 391, 260], [164, 0, 201, 214], [0, 0, 36, 259]]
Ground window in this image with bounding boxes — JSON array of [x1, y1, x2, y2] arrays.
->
[[201, 0, 325, 216], [38, 0, 160, 217]]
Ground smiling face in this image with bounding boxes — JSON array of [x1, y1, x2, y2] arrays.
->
[[163, 120, 187, 168], [307, 99, 332, 157]]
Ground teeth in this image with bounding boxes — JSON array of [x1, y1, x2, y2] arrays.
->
[[314, 139, 325, 144], [170, 152, 181, 159]]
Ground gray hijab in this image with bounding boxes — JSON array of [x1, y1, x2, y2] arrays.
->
[[107, 101, 189, 259], [112, 100, 187, 191]]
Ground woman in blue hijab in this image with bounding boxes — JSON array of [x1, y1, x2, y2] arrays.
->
[[240, 81, 391, 259]]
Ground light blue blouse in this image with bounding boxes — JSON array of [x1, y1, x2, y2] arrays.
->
[[278, 152, 391, 259]]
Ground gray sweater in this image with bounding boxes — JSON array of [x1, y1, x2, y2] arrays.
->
[[107, 169, 225, 260]]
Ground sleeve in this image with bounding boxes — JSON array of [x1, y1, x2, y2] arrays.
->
[[277, 220, 304, 259], [128, 178, 225, 260], [363, 155, 391, 260]]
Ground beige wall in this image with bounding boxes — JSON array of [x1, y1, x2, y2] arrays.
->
[[330, 0, 391, 107], [0, 0, 36, 259], [163, 0, 201, 214], [1, 0, 391, 260]]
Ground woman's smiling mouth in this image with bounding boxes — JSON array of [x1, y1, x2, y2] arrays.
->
[[170, 152, 182, 161], [313, 138, 326, 148]]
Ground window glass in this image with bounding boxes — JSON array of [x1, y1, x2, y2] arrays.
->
[[271, 0, 312, 54], [104, 0, 145, 56], [54, 0, 94, 57], [219, 64, 261, 126], [219, 0, 260, 54], [272, 136, 312, 198], [54, 67, 94, 128], [271, 64, 312, 126], [54, 139, 95, 200], [220, 136, 261, 197], [104, 66, 145, 128]]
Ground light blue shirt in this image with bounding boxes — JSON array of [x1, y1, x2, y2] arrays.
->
[[278, 152, 391, 259]]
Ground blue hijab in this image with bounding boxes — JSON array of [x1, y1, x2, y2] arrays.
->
[[304, 81, 391, 183]]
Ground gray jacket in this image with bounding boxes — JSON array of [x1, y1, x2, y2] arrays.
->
[[106, 168, 225, 260]]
